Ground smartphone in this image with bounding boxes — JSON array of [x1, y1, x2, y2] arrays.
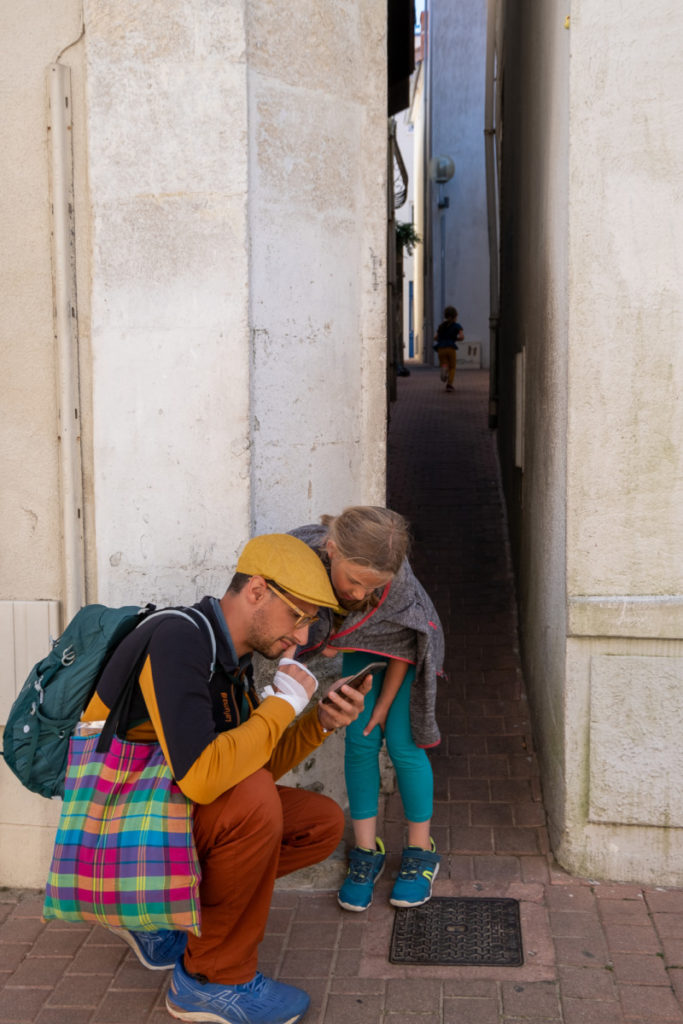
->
[[321, 662, 387, 705]]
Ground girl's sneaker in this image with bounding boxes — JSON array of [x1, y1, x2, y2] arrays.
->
[[337, 838, 386, 912], [389, 838, 440, 908]]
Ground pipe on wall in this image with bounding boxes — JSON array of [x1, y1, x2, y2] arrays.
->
[[48, 62, 85, 621], [484, 0, 501, 428]]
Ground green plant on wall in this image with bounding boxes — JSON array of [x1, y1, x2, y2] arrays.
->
[[396, 221, 421, 255]]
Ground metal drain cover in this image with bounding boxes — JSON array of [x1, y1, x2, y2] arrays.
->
[[390, 897, 523, 966]]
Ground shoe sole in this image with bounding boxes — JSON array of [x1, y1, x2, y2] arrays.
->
[[337, 862, 385, 912], [389, 861, 440, 908], [166, 995, 304, 1024], [109, 927, 176, 971]]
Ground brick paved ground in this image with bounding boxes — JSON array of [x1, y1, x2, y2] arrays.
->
[[2, 366, 683, 1023]]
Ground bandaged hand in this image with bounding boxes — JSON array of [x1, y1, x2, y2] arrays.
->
[[262, 658, 319, 716]]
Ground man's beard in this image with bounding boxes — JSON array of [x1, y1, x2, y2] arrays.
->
[[246, 606, 293, 660]]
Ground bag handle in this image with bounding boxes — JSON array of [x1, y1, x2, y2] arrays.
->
[[96, 607, 216, 754]]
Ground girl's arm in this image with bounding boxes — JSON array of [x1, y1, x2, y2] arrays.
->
[[363, 657, 411, 736]]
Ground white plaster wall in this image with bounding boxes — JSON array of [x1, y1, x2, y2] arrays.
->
[[567, 0, 683, 602], [429, 0, 490, 364], [0, 1, 84, 603], [557, 0, 683, 883], [498, 0, 570, 844], [246, 1, 388, 532], [85, 0, 253, 606], [502, 0, 683, 882]]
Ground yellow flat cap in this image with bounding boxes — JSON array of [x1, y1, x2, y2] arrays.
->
[[236, 533, 338, 609]]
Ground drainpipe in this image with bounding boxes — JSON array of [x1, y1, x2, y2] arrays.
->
[[48, 62, 86, 620], [484, 0, 501, 428]]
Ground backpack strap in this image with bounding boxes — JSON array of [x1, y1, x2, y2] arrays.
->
[[96, 607, 216, 754]]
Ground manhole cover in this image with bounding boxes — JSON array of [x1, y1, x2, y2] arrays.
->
[[389, 897, 523, 966]]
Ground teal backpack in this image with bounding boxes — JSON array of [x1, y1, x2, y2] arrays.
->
[[2, 602, 215, 799]]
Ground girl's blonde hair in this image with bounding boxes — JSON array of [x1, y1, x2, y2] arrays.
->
[[320, 506, 410, 577]]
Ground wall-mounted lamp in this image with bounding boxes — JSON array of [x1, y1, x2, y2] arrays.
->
[[430, 155, 455, 207]]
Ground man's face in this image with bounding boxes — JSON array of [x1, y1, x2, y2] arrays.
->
[[246, 585, 320, 660]]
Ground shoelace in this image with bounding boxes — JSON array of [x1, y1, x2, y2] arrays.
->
[[397, 855, 423, 879], [348, 852, 378, 882]]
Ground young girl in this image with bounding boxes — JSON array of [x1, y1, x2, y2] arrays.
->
[[290, 507, 444, 912]]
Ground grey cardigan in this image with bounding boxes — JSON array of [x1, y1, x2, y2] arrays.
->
[[290, 524, 444, 748]]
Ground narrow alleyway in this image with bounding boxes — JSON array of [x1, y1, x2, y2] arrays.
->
[[2, 367, 683, 1024]]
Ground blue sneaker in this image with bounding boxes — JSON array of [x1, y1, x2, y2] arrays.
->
[[389, 838, 440, 908], [165, 957, 310, 1024], [337, 838, 386, 912], [110, 927, 187, 970]]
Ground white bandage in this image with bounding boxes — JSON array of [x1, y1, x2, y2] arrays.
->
[[262, 658, 319, 716]]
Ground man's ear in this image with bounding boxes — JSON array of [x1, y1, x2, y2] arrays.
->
[[245, 575, 269, 606]]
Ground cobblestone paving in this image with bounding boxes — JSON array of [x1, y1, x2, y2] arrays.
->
[[2, 367, 683, 1023]]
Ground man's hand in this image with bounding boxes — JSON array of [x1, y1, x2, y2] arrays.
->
[[275, 647, 318, 700], [317, 674, 372, 733]]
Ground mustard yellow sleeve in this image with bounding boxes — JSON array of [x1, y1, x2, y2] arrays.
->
[[137, 656, 297, 804], [266, 705, 329, 781]]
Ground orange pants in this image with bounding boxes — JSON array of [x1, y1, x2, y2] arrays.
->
[[185, 768, 344, 985], [438, 347, 457, 386]]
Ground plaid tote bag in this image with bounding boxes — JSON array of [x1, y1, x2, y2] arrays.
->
[[43, 732, 201, 934]]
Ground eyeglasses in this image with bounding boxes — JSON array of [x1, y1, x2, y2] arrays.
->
[[266, 582, 319, 629]]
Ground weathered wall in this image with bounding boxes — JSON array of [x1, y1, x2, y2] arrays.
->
[[1, 0, 389, 887], [0, 1, 90, 888], [247, 2, 387, 530], [499, 0, 683, 884], [498, 0, 570, 864], [86, 0, 253, 607], [0, 1, 87, 604], [429, 0, 490, 365], [561, 0, 683, 883]]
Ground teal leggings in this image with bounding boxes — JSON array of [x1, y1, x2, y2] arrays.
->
[[342, 651, 434, 823]]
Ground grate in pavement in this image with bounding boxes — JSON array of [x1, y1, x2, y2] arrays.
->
[[389, 897, 523, 966]]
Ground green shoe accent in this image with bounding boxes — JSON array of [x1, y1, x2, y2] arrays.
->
[[389, 838, 440, 908], [337, 838, 386, 912]]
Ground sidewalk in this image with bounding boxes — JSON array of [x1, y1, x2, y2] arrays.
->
[[2, 365, 683, 1023]]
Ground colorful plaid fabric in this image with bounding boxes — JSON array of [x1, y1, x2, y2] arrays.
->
[[43, 733, 201, 934]]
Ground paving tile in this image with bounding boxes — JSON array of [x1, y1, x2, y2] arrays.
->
[[654, 914, 683, 938], [35, 1010, 94, 1024], [0, 942, 32, 972], [553, 935, 610, 967], [547, 887, 597, 912], [92, 988, 159, 1022], [501, 980, 561, 1019], [49, 972, 113, 1006], [0, 985, 50, 1022], [604, 924, 663, 955], [647, 892, 683, 915], [609, 952, 670, 985], [443, 995, 500, 1023], [562, 997, 626, 1023], [323, 993, 384, 1023], [385, 977, 443, 1013], [8, 956, 73, 987], [558, 964, 617, 1000], [619, 983, 683, 1020], [279, 946, 335, 978], [0, 916, 47, 944], [67, 944, 129, 974]]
